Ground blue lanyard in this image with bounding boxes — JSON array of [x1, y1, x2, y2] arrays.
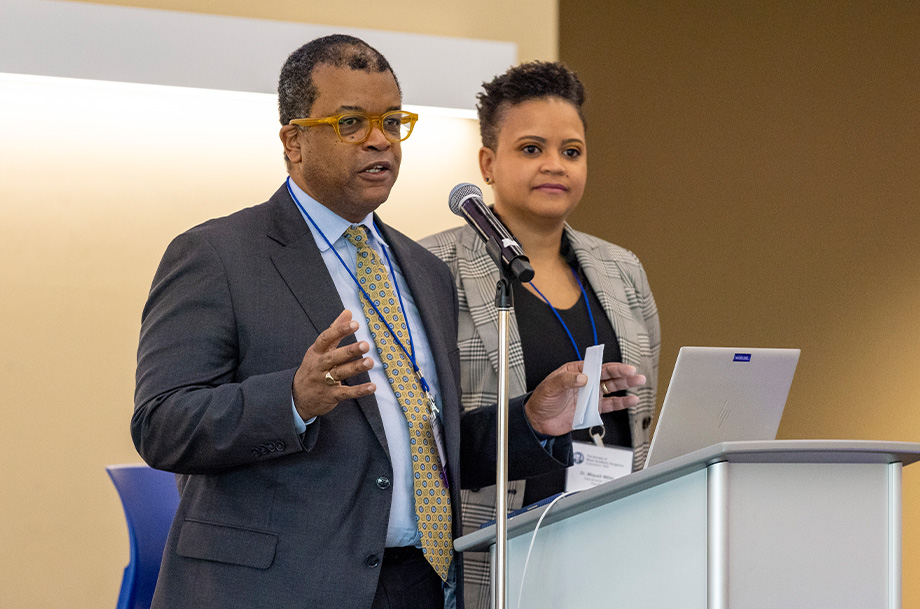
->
[[284, 178, 434, 399], [528, 267, 598, 360]]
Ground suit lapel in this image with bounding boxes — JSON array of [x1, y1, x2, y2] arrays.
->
[[375, 218, 459, 405], [265, 186, 390, 456], [267, 188, 346, 337], [376, 218, 463, 471]]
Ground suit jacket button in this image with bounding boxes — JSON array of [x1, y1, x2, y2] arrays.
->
[[376, 476, 391, 490], [642, 416, 652, 430], [365, 554, 380, 568]]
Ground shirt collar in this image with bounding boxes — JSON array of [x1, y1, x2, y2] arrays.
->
[[287, 178, 387, 253]]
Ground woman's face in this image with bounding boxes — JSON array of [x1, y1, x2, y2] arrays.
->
[[481, 97, 587, 228]]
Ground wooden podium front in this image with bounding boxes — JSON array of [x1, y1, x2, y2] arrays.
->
[[454, 441, 920, 609]]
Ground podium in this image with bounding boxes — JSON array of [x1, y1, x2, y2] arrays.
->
[[454, 440, 920, 609]]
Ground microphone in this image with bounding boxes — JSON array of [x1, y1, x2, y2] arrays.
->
[[448, 183, 535, 283]]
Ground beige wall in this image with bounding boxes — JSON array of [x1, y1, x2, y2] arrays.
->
[[0, 2, 557, 609], [560, 0, 920, 604], [77, 0, 558, 64]]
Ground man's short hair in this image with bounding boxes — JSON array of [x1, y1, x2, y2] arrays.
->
[[278, 34, 400, 126], [477, 61, 586, 150]]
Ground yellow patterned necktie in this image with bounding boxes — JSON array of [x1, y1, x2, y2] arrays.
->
[[343, 225, 453, 581]]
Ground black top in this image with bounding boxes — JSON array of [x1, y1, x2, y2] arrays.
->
[[513, 239, 633, 504]]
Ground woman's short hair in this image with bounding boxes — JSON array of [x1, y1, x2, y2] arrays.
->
[[477, 61, 586, 150]]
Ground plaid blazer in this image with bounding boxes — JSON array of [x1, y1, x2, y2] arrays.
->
[[420, 223, 661, 609]]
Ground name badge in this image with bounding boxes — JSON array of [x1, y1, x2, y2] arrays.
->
[[565, 441, 633, 492]]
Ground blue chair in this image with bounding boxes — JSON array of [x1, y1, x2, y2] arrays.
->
[[107, 464, 180, 609]]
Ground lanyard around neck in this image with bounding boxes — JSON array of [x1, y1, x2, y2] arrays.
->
[[284, 178, 434, 399], [528, 267, 598, 360]]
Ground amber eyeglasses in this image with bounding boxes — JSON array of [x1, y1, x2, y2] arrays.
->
[[289, 111, 418, 143]]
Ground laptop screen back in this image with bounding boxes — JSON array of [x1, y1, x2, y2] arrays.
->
[[644, 347, 800, 468]]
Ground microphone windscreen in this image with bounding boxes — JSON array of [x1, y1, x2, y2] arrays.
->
[[448, 183, 483, 216]]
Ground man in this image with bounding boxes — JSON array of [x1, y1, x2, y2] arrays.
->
[[133, 35, 644, 609]]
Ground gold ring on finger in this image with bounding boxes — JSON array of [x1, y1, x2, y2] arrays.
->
[[324, 369, 338, 386], [601, 382, 611, 395]]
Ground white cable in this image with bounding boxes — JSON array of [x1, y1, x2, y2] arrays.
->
[[515, 491, 573, 609]]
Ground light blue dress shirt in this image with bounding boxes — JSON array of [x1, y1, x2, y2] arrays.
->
[[288, 180, 443, 548]]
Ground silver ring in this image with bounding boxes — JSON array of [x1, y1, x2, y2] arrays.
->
[[324, 369, 338, 386]]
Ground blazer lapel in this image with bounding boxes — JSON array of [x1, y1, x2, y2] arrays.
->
[[566, 225, 645, 370], [455, 228, 528, 396], [265, 186, 390, 456], [267, 187, 346, 336]]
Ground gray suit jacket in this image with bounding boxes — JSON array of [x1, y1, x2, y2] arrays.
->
[[420, 223, 660, 609], [132, 185, 571, 609]]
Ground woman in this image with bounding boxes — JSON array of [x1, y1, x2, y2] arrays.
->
[[420, 61, 660, 608]]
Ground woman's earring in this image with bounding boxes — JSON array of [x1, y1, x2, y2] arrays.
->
[[484, 177, 493, 185]]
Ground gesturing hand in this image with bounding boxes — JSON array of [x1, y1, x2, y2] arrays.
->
[[525, 361, 647, 437], [292, 310, 376, 420]]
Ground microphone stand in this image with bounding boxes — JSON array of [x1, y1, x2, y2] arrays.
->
[[493, 272, 513, 609], [451, 190, 532, 608]]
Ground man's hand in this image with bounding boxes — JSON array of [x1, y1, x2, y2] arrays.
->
[[293, 310, 376, 420], [524, 362, 647, 437]]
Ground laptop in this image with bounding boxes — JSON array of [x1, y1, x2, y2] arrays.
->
[[644, 347, 801, 468]]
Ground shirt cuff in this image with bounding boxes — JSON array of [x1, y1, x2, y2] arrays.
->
[[292, 396, 316, 434]]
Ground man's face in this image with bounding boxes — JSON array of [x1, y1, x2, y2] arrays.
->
[[281, 64, 402, 222]]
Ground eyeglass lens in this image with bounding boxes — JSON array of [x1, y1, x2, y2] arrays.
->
[[338, 113, 413, 142]]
